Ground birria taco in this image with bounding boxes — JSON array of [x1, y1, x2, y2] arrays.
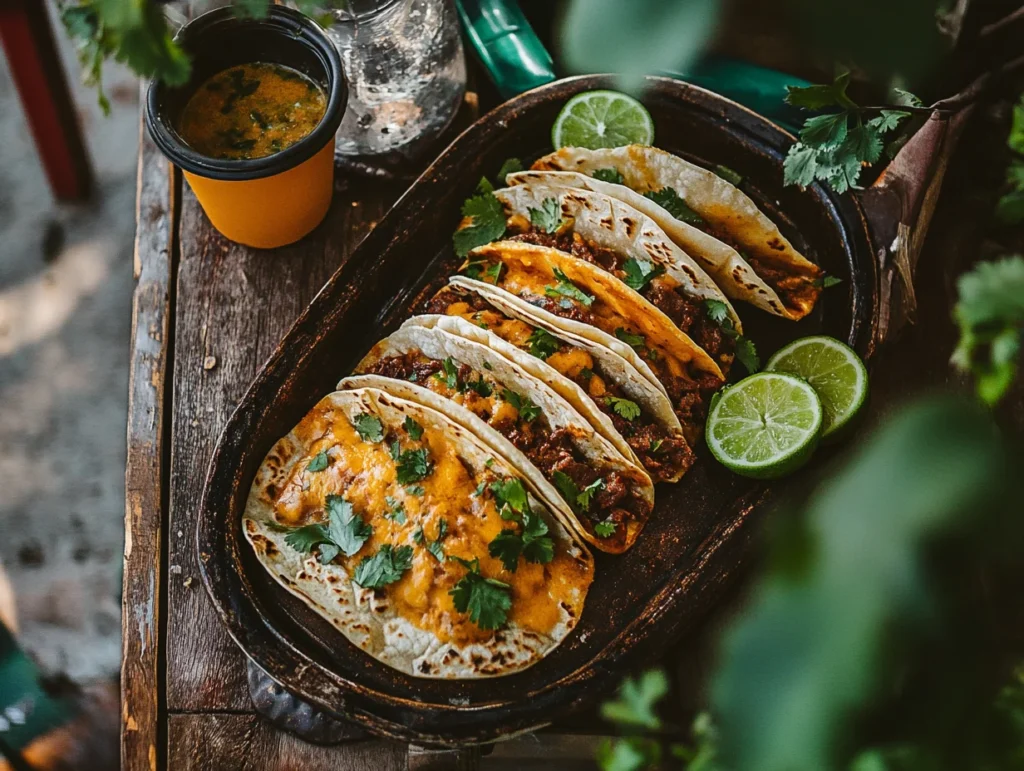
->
[[454, 240, 725, 442], [528, 145, 823, 320], [243, 387, 593, 678], [487, 182, 745, 374], [344, 324, 655, 553], [413, 283, 693, 484]]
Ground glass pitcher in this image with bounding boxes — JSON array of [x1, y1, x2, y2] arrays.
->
[[318, 0, 467, 162]]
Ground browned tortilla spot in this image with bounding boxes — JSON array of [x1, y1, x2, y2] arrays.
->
[[767, 237, 785, 251], [623, 217, 636, 237]]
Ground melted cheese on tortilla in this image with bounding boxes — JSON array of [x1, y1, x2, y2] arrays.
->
[[481, 249, 703, 382], [271, 401, 588, 644]]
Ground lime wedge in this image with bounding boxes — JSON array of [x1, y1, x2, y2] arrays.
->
[[706, 372, 823, 479], [765, 336, 868, 438], [552, 90, 654, 150]]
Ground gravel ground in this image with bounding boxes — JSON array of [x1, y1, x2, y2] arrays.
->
[[0, 2, 139, 682]]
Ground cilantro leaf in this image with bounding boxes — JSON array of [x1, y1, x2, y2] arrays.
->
[[501, 389, 542, 422], [643, 187, 705, 226], [816, 275, 843, 289], [463, 376, 493, 397], [496, 157, 523, 180], [448, 557, 512, 630], [783, 145, 820, 188], [891, 87, 923, 108], [594, 521, 617, 538], [868, 109, 911, 134], [485, 262, 504, 284], [405, 484, 425, 495], [490, 477, 530, 517], [615, 327, 646, 350], [704, 300, 760, 373], [351, 413, 384, 443], [593, 167, 625, 184], [601, 669, 669, 730], [389, 440, 401, 461], [526, 327, 561, 359], [784, 72, 856, 111], [352, 544, 414, 589], [488, 530, 523, 571], [799, 113, 849, 150], [606, 396, 642, 421], [714, 164, 744, 186], [576, 478, 605, 511], [325, 495, 372, 557], [529, 197, 563, 234], [436, 357, 460, 390], [453, 183, 506, 257], [488, 509, 553, 572], [283, 523, 331, 555], [402, 416, 424, 441], [622, 257, 666, 293], [384, 496, 406, 525], [394, 447, 432, 485], [843, 124, 884, 166], [306, 450, 329, 472], [545, 267, 595, 308], [424, 518, 448, 561]]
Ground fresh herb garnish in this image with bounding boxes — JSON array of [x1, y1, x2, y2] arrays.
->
[[384, 495, 406, 525], [394, 446, 432, 485], [488, 508, 554, 572], [352, 544, 414, 589], [485, 262, 504, 284], [529, 197, 563, 234], [643, 187, 705, 226], [416, 518, 448, 561], [352, 412, 384, 443], [593, 167, 625, 185], [489, 477, 531, 518], [552, 471, 605, 513], [622, 257, 666, 293], [496, 157, 523, 180], [615, 327, 646, 351], [545, 267, 595, 308], [649, 439, 664, 454], [526, 327, 561, 360], [704, 299, 760, 374], [435, 357, 460, 390], [448, 556, 513, 630], [594, 521, 617, 538], [405, 485, 426, 496], [306, 450, 329, 472], [714, 164, 744, 186], [453, 177, 506, 257], [579, 367, 595, 383], [815, 274, 843, 289], [283, 494, 372, 563], [463, 376, 493, 397], [606, 395, 641, 421], [402, 416, 424, 441], [501, 389, 542, 423], [473, 481, 486, 497]]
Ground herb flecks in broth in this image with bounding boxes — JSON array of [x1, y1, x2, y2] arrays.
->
[[179, 62, 327, 161]]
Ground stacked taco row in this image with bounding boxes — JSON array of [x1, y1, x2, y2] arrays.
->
[[242, 144, 824, 679]]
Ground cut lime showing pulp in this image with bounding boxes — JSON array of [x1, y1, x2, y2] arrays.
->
[[765, 336, 867, 438], [706, 372, 823, 479], [552, 90, 654, 150]]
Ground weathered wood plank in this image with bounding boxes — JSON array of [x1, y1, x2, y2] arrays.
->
[[165, 179, 401, 714], [122, 114, 176, 771], [167, 714, 406, 770]]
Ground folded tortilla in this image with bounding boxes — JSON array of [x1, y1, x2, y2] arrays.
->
[[244, 387, 593, 678], [455, 240, 725, 443], [529, 145, 823, 320], [412, 283, 693, 484], [345, 323, 655, 553], [491, 181, 743, 374]]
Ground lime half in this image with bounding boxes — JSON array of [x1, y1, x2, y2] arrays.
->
[[765, 336, 868, 438], [552, 90, 654, 150], [706, 372, 823, 479]]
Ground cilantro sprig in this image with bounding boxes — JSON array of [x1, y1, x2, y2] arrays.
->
[[352, 413, 384, 443], [705, 299, 760, 374], [615, 327, 646, 351], [593, 167, 625, 185], [306, 450, 330, 472], [284, 495, 372, 564], [783, 73, 918, 194], [390, 442, 433, 485], [606, 395, 642, 421], [552, 471, 605, 515], [996, 96, 1024, 226], [526, 327, 561, 360], [485, 476, 554, 571], [453, 177, 506, 257], [353, 544, 414, 589], [501, 389, 542, 423], [545, 267, 595, 308], [414, 518, 449, 561], [448, 556, 513, 630], [643, 187, 705, 226], [529, 197, 563, 234], [622, 257, 666, 293]]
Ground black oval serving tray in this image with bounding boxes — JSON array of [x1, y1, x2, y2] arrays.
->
[[197, 75, 877, 746]]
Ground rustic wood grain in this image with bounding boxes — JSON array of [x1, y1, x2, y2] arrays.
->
[[165, 178, 401, 715], [122, 115, 176, 771], [166, 714, 406, 770]]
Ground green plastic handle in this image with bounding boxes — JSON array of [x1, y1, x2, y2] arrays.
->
[[455, 0, 556, 99]]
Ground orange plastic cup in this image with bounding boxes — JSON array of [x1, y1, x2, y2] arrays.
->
[[145, 7, 346, 249]]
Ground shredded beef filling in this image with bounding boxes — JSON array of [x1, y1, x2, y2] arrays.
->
[[361, 354, 650, 526], [425, 287, 490, 316], [744, 255, 820, 312], [509, 228, 733, 362]]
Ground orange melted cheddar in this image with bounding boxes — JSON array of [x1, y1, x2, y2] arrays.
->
[[270, 401, 588, 644]]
